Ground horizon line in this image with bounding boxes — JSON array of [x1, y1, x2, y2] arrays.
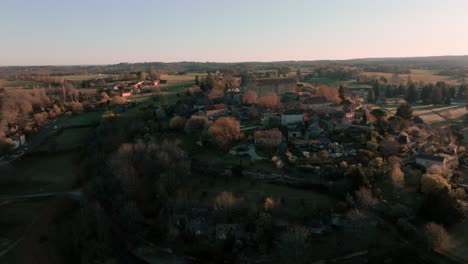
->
[[1, 54, 468, 68]]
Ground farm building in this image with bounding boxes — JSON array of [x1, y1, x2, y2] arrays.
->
[[415, 154, 458, 169], [282, 109, 304, 125]]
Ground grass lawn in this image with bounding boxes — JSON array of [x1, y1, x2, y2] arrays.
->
[[0, 152, 81, 195], [160, 73, 206, 85], [57, 111, 103, 127], [36, 127, 93, 152], [186, 173, 334, 211]]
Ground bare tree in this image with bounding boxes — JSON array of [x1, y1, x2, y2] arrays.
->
[[317, 85, 340, 104], [257, 94, 279, 109], [109, 96, 127, 106], [277, 225, 311, 264], [110, 140, 190, 204], [379, 136, 400, 156], [70, 102, 84, 114], [243, 91, 257, 104], [420, 173, 451, 194], [254, 128, 282, 148], [355, 187, 378, 209], [425, 222, 450, 252], [169, 116, 186, 130], [388, 157, 405, 188], [208, 117, 242, 149], [208, 88, 224, 100], [184, 115, 212, 134]]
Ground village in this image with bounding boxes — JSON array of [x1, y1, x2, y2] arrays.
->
[[1, 65, 467, 263]]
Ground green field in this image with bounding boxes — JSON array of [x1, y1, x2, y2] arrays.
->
[[59, 74, 117, 81], [187, 173, 334, 212], [0, 152, 81, 195], [0, 78, 44, 89], [36, 127, 93, 152], [57, 111, 103, 127], [364, 69, 458, 84]]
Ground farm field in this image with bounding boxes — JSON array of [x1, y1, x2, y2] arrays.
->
[[0, 78, 44, 89], [363, 69, 458, 84], [59, 74, 117, 81], [36, 127, 93, 152], [378, 104, 467, 124]]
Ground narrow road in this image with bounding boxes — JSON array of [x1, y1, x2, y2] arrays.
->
[[0, 190, 82, 203], [3, 120, 60, 162]]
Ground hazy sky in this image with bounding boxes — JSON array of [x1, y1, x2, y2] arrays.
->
[[1, 0, 467, 65]]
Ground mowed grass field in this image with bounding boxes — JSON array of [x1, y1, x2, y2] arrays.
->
[[379, 104, 467, 124], [363, 69, 458, 84]]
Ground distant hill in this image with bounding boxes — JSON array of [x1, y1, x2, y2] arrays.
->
[[341, 55, 468, 67], [1, 55, 467, 76]]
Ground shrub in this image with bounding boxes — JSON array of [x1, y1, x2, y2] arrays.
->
[[427, 165, 452, 181], [109, 96, 126, 106], [355, 187, 378, 209], [420, 174, 450, 194], [70, 102, 84, 114], [169, 116, 187, 130], [425, 222, 450, 252], [277, 225, 311, 264]]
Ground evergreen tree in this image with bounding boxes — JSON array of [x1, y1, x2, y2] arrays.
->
[[397, 84, 406, 96], [372, 80, 380, 98], [195, 75, 200, 86], [457, 84, 467, 98], [296, 69, 302, 81], [405, 84, 418, 104], [385, 86, 392, 98], [396, 103, 413, 120], [442, 86, 451, 105], [205, 72, 214, 90], [338, 85, 347, 101], [420, 84, 433, 104], [449, 87, 456, 99], [367, 89, 376, 103], [431, 86, 443, 105]]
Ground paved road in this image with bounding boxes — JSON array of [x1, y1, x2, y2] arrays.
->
[[3, 120, 60, 162], [0, 190, 82, 203]]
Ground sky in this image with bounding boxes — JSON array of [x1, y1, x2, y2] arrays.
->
[[1, 0, 468, 65]]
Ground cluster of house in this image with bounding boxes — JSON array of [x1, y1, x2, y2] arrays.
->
[[1, 125, 26, 150], [104, 79, 167, 97], [172, 74, 463, 173]]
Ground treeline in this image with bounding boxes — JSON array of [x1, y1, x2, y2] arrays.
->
[[367, 79, 466, 105], [303, 65, 362, 81], [358, 64, 411, 74]]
